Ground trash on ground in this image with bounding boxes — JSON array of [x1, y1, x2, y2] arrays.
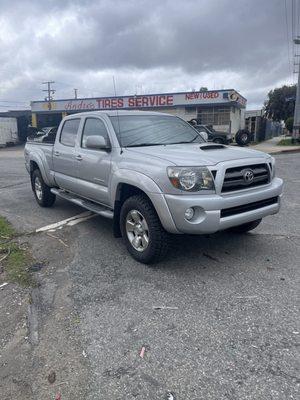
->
[[48, 370, 56, 384], [29, 263, 44, 272], [166, 391, 176, 400], [0, 249, 10, 263], [140, 346, 146, 358], [0, 282, 8, 289], [46, 233, 69, 247], [82, 350, 87, 358]]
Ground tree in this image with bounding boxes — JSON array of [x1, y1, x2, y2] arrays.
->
[[200, 87, 208, 91], [264, 85, 296, 121], [285, 116, 294, 133]]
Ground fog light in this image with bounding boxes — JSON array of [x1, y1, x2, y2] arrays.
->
[[185, 207, 194, 220]]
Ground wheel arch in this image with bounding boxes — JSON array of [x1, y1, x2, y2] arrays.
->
[[111, 170, 178, 237], [113, 182, 156, 238], [29, 155, 52, 186]]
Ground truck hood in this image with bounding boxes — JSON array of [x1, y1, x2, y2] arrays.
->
[[126, 143, 269, 166]]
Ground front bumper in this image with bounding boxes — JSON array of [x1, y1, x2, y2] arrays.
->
[[163, 177, 283, 234]]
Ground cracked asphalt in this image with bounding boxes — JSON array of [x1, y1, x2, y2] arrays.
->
[[0, 146, 299, 400]]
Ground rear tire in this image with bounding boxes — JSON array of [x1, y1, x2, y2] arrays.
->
[[31, 169, 56, 207], [120, 194, 170, 264], [228, 219, 262, 233]]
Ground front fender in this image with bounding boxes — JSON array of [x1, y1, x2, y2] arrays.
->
[[110, 169, 179, 234]]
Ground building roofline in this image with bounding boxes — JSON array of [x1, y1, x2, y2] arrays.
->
[[31, 88, 247, 104]]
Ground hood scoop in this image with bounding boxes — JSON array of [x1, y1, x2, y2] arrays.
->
[[200, 144, 226, 151]]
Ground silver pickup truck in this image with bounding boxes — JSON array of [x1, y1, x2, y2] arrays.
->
[[25, 110, 283, 263]]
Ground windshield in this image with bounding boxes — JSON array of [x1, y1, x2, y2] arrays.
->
[[110, 115, 205, 147]]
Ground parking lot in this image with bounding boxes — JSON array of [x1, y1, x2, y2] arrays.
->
[[0, 146, 299, 400]]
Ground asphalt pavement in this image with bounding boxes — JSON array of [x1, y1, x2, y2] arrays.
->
[[0, 146, 299, 400]]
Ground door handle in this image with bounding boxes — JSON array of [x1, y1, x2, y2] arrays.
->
[[54, 151, 60, 156], [76, 154, 83, 161]]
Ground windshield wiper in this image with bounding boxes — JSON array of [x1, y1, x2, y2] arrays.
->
[[163, 135, 200, 145]]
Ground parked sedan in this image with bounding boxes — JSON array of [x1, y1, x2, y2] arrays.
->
[[194, 124, 233, 144]]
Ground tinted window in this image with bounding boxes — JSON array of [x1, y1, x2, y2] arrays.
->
[[60, 119, 80, 147], [81, 118, 109, 148], [110, 115, 204, 147]]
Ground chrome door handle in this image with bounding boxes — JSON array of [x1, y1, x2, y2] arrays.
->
[[76, 154, 83, 161], [54, 151, 60, 156]]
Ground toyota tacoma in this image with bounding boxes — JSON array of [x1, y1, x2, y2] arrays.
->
[[24, 110, 283, 263]]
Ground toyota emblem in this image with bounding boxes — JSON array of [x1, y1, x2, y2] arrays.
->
[[243, 169, 254, 183]]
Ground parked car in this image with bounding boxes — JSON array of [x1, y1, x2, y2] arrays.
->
[[28, 126, 58, 143], [24, 111, 283, 264], [193, 124, 233, 144]]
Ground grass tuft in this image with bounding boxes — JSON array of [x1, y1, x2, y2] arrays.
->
[[277, 138, 300, 146], [0, 217, 34, 287], [0, 216, 15, 239]]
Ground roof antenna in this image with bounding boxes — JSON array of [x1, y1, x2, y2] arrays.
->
[[112, 76, 123, 154]]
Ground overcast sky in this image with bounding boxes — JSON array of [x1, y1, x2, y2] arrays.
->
[[0, 0, 296, 110]]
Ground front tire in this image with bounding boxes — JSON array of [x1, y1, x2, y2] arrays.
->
[[228, 219, 262, 233], [120, 194, 170, 264], [31, 169, 56, 207]]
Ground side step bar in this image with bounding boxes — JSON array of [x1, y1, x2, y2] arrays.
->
[[51, 188, 114, 219]]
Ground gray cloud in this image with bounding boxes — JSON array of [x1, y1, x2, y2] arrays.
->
[[0, 0, 295, 109]]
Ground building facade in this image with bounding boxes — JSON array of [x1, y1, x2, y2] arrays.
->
[[31, 89, 246, 134]]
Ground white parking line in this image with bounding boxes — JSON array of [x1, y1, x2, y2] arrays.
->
[[36, 211, 96, 233]]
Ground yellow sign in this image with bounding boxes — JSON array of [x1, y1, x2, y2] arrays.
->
[[42, 102, 57, 111]]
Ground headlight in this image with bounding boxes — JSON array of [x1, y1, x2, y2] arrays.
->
[[167, 167, 215, 191]]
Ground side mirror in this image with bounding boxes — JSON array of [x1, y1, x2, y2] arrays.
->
[[85, 135, 110, 150], [199, 131, 208, 141]]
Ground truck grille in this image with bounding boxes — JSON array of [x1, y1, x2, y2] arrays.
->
[[222, 163, 270, 193], [221, 196, 279, 218]]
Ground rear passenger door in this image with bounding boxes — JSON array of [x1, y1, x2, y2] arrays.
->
[[53, 118, 81, 192], [75, 117, 112, 205]]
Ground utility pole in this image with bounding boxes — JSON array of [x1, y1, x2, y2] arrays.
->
[[42, 81, 56, 110], [293, 38, 300, 142], [74, 88, 78, 99]]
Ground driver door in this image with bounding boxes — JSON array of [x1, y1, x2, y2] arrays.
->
[[74, 117, 112, 206]]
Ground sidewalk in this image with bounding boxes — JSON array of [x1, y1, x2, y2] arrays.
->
[[249, 135, 300, 155]]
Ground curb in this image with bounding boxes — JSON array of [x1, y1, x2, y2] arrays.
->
[[266, 147, 300, 155]]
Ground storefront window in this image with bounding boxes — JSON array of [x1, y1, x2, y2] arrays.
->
[[197, 107, 230, 126], [185, 107, 197, 114]]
